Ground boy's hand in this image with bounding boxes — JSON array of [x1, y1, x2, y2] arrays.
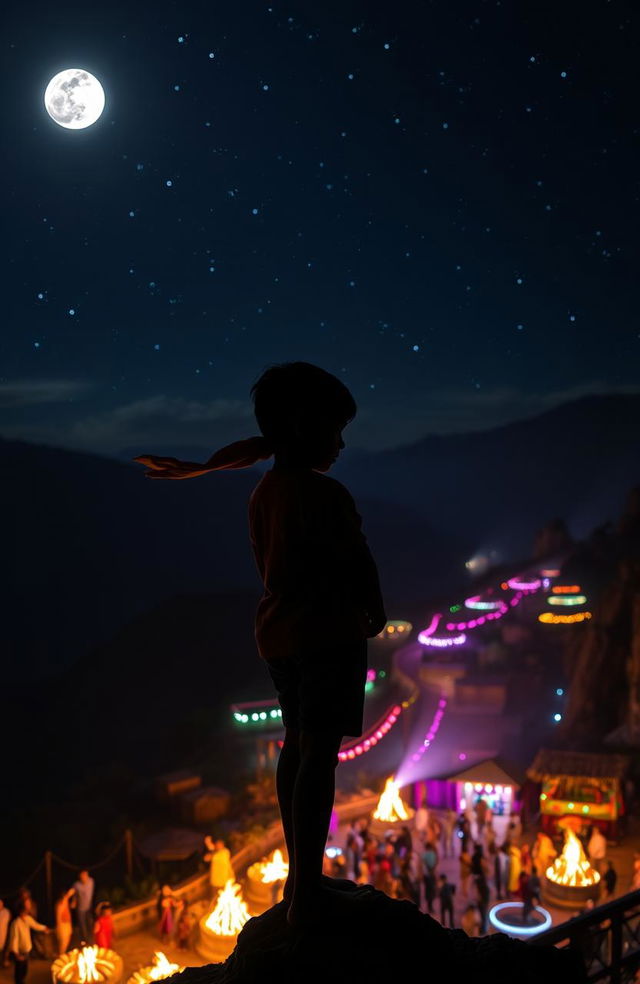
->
[[132, 455, 209, 479]]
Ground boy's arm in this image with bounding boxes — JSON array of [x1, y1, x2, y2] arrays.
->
[[331, 485, 387, 637]]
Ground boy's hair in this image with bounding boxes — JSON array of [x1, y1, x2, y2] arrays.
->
[[250, 362, 356, 445]]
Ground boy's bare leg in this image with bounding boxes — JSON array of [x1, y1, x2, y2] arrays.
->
[[287, 730, 343, 926], [276, 726, 300, 901]]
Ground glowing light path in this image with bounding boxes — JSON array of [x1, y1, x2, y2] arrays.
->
[[417, 612, 467, 647]]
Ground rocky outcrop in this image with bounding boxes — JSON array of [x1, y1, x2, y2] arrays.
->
[[559, 487, 640, 746], [171, 880, 585, 984]]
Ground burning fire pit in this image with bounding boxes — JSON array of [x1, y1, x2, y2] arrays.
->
[[245, 849, 289, 913], [370, 777, 414, 833], [197, 879, 251, 962], [127, 952, 183, 984], [52, 947, 123, 984], [543, 829, 601, 908]]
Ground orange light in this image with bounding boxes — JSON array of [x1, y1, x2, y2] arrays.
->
[[538, 611, 592, 624], [552, 584, 581, 594]]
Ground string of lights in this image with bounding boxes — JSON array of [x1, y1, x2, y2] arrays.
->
[[409, 694, 448, 764], [547, 595, 587, 606], [538, 611, 592, 624]]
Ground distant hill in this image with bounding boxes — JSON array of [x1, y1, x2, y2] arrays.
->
[[0, 436, 459, 684], [2, 393, 638, 686], [339, 393, 640, 561]]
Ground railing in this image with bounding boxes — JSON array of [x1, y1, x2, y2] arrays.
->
[[529, 889, 640, 984]]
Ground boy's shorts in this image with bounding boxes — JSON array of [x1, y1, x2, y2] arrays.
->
[[265, 639, 368, 738]]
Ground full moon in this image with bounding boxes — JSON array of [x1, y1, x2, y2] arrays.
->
[[44, 69, 105, 129]]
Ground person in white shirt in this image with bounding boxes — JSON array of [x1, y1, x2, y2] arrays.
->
[[8, 903, 49, 984], [587, 826, 607, 877], [414, 799, 430, 841]]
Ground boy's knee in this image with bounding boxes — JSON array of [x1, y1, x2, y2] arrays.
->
[[299, 730, 342, 767]]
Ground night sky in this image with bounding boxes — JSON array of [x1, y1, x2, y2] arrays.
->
[[2, 0, 638, 458]]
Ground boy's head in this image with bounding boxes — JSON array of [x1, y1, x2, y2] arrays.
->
[[250, 362, 356, 471]]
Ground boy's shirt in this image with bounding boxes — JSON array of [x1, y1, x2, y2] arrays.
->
[[248, 465, 385, 663]]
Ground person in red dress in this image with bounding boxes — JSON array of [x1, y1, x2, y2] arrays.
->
[[93, 903, 114, 950]]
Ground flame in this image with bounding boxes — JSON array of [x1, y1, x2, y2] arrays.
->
[[259, 849, 289, 884], [56, 947, 116, 984], [78, 948, 100, 984], [129, 953, 183, 984], [205, 880, 250, 937], [545, 829, 601, 887], [373, 777, 410, 823]]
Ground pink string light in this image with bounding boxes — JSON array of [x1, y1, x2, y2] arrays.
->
[[409, 695, 448, 764], [338, 704, 404, 762]]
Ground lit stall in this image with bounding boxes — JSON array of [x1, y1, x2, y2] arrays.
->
[[444, 758, 524, 836], [527, 749, 629, 838]]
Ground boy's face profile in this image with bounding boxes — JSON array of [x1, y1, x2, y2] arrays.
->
[[275, 411, 348, 471]]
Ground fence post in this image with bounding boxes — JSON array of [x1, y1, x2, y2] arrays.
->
[[124, 830, 133, 880], [44, 851, 53, 918]]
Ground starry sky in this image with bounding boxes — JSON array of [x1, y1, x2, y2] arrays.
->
[[2, 0, 638, 457]]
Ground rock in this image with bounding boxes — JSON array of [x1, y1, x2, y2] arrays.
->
[[169, 880, 585, 984]]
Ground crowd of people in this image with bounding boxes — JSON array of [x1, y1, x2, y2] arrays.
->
[[326, 797, 625, 936], [0, 809, 631, 982], [0, 870, 114, 984]]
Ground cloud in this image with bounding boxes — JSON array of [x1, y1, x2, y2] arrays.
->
[[0, 378, 94, 407], [0, 393, 256, 456], [2, 380, 639, 458]]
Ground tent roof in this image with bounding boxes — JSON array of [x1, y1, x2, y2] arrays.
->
[[444, 757, 524, 786], [527, 748, 630, 782]]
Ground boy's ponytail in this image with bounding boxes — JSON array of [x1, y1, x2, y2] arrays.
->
[[204, 435, 274, 470]]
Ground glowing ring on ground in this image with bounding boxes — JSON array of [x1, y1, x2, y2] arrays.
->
[[488, 902, 552, 936]]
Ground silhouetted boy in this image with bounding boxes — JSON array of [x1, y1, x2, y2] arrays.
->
[[133, 361, 387, 928]]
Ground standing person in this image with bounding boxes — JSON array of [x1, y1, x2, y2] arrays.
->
[[457, 813, 472, 854], [520, 842, 532, 876], [438, 874, 456, 928], [588, 826, 607, 877], [93, 903, 114, 950], [0, 901, 10, 964], [461, 904, 481, 938], [507, 842, 522, 898], [204, 838, 235, 901], [157, 887, 177, 944], [441, 808, 457, 859], [421, 841, 439, 914], [475, 871, 490, 935], [532, 831, 556, 879], [395, 825, 413, 860], [484, 821, 496, 855], [175, 902, 191, 951], [495, 843, 510, 900], [459, 846, 472, 898], [603, 860, 617, 900], [414, 799, 430, 842], [54, 889, 74, 956], [72, 870, 95, 945], [8, 903, 49, 984], [134, 363, 387, 929], [471, 843, 488, 882], [344, 832, 360, 882], [522, 866, 541, 924], [474, 798, 488, 840]]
